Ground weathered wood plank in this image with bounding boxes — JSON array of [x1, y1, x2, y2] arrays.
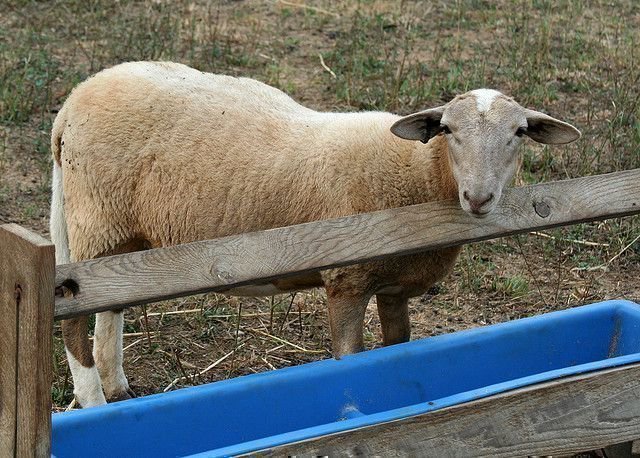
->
[[255, 363, 640, 457], [0, 228, 19, 458], [55, 168, 640, 319], [0, 224, 55, 457]]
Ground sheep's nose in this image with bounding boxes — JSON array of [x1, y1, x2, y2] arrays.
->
[[463, 191, 494, 214]]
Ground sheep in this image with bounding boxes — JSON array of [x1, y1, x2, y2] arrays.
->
[[50, 61, 581, 407]]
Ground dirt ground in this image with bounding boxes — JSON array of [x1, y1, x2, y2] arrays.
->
[[1, 1, 639, 454]]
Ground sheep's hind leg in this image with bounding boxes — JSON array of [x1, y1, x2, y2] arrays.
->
[[62, 316, 107, 407], [93, 310, 135, 402], [376, 294, 410, 346], [91, 239, 147, 402]]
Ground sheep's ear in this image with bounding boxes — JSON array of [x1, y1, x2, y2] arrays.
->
[[523, 109, 581, 145], [391, 106, 445, 144]]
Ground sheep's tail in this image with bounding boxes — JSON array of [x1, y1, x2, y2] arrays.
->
[[51, 104, 67, 166], [51, 108, 71, 264]]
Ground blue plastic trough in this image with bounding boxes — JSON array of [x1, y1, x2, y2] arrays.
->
[[51, 300, 640, 457]]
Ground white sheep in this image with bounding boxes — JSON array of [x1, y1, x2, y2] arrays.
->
[[50, 61, 580, 407]]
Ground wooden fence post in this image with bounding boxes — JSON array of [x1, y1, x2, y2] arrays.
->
[[0, 224, 55, 457]]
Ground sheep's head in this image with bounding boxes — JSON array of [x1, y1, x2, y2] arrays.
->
[[390, 89, 581, 217]]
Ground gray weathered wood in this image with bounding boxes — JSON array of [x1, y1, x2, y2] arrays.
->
[[0, 224, 55, 457], [0, 229, 19, 458], [54, 168, 640, 319], [253, 363, 640, 457]]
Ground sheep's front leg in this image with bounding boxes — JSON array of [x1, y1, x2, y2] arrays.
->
[[93, 310, 135, 402], [376, 294, 410, 346], [326, 290, 372, 357], [62, 316, 107, 407]]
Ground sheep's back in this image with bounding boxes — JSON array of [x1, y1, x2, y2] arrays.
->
[[56, 62, 353, 250]]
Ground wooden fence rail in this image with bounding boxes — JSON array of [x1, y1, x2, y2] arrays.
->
[[55, 168, 640, 320]]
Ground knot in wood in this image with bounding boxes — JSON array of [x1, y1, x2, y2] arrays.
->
[[534, 201, 551, 218], [14, 283, 22, 304], [211, 266, 232, 282]]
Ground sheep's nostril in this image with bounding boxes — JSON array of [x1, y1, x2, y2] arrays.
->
[[463, 191, 470, 201], [483, 193, 494, 206]]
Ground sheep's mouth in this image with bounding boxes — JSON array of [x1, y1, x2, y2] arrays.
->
[[470, 210, 491, 218]]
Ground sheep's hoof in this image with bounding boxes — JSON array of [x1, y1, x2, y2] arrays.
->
[[106, 388, 136, 403]]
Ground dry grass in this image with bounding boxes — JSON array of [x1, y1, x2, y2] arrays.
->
[[0, 2, 637, 432]]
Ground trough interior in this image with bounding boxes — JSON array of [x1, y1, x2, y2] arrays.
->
[[51, 300, 640, 457]]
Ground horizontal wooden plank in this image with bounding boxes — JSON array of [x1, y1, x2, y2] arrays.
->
[[256, 363, 640, 457], [55, 168, 640, 319]]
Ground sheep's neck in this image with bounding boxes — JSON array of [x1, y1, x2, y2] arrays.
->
[[414, 134, 459, 203], [316, 115, 458, 214], [384, 134, 458, 208]]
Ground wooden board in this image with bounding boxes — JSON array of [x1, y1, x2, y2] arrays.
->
[[0, 229, 19, 458], [253, 363, 640, 457], [54, 168, 640, 319], [0, 224, 55, 457]]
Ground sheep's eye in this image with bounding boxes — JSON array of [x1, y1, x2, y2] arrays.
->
[[440, 124, 451, 135], [515, 127, 527, 137]]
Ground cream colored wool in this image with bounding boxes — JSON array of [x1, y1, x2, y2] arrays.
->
[[51, 61, 580, 406]]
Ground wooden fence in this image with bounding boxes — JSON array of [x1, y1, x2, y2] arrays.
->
[[1, 168, 639, 457], [1, 225, 54, 457]]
